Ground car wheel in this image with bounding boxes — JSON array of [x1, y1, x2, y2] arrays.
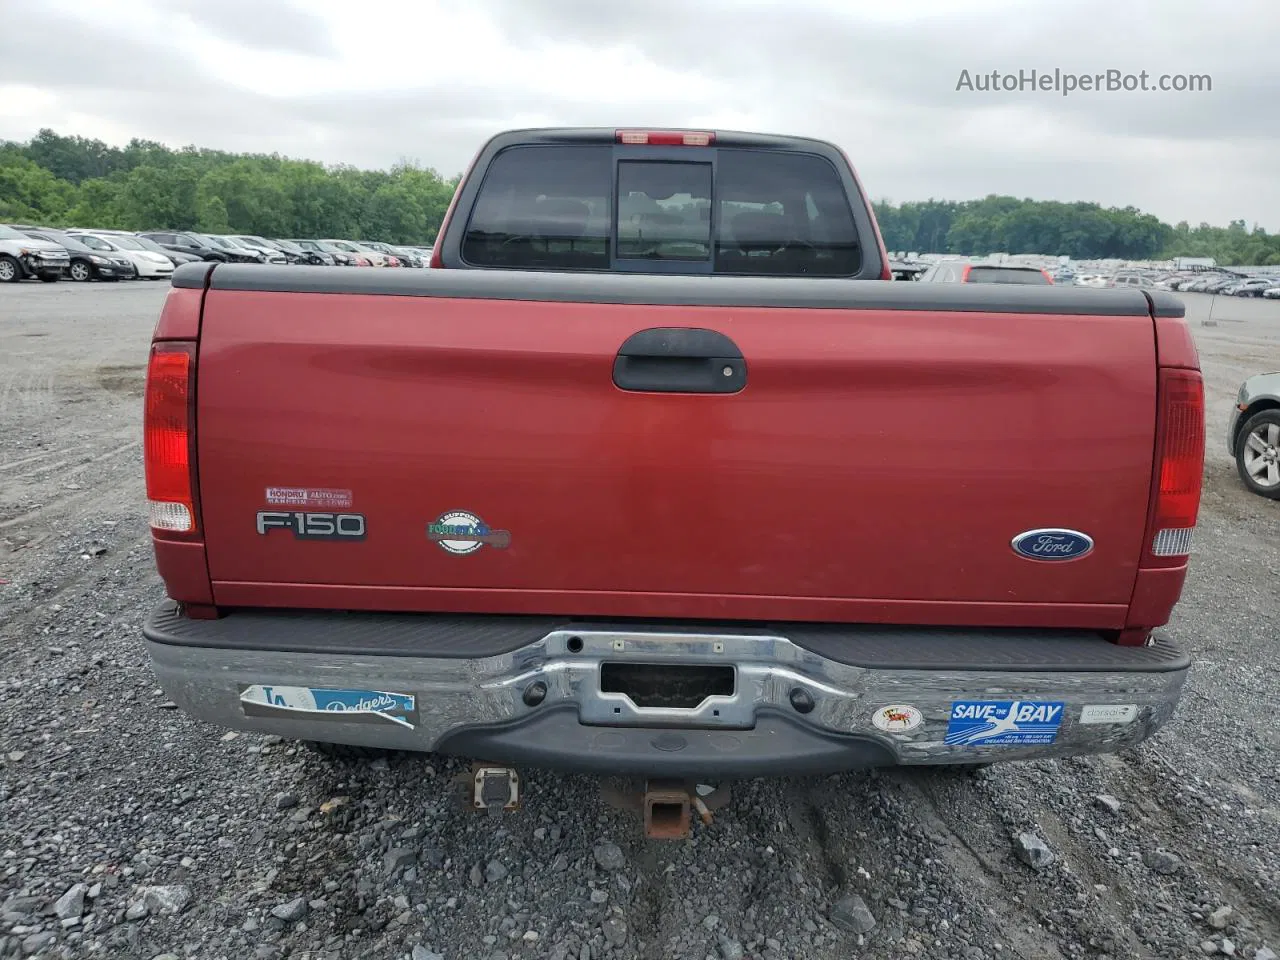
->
[[69, 260, 92, 282], [1235, 410, 1280, 499], [0, 255, 20, 283]]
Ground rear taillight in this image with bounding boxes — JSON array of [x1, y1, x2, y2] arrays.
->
[[1041, 270, 1054, 284], [616, 129, 715, 146], [144, 341, 198, 535], [1147, 368, 1204, 563]]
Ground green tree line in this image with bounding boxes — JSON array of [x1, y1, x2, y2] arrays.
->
[[873, 197, 1280, 266], [2, 129, 1277, 263], [0, 129, 457, 244]]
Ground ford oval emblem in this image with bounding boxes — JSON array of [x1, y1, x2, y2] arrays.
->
[[1011, 528, 1094, 561]]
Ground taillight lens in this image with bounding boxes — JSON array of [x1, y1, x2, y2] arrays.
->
[[1147, 368, 1204, 562], [144, 341, 198, 535]]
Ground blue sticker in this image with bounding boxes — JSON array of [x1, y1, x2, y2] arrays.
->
[[240, 684, 417, 728], [945, 700, 1065, 746]]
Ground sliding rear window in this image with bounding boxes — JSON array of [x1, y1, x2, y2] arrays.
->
[[461, 144, 860, 276]]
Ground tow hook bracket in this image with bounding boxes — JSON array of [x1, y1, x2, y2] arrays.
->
[[601, 778, 731, 840], [457, 764, 520, 815], [644, 780, 692, 840]]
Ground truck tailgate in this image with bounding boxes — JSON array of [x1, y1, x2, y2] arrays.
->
[[194, 270, 1157, 628]]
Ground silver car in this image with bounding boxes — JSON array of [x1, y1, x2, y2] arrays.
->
[[1228, 372, 1280, 498]]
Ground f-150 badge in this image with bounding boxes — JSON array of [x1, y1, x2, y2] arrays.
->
[[427, 511, 511, 555], [257, 511, 366, 541], [1010, 528, 1093, 561]]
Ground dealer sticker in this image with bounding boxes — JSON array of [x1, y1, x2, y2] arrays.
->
[[265, 487, 354, 509], [1079, 704, 1138, 725], [240, 685, 416, 728], [945, 700, 1065, 746]]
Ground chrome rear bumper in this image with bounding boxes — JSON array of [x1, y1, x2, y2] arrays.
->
[[144, 604, 1189, 777]]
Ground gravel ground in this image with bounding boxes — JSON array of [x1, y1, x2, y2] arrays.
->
[[1, 281, 1278, 960]]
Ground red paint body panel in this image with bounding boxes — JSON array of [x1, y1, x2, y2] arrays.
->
[[1154, 315, 1200, 369], [152, 287, 205, 340], [194, 290, 1160, 627], [1125, 565, 1189, 628], [153, 539, 214, 605]]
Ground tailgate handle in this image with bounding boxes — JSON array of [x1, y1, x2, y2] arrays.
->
[[613, 327, 746, 394]]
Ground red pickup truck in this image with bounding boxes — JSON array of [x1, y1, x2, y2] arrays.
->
[[142, 128, 1203, 793]]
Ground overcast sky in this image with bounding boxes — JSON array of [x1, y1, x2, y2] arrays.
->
[[2, 0, 1277, 229]]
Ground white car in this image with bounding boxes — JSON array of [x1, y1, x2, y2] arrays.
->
[[78, 233, 175, 279]]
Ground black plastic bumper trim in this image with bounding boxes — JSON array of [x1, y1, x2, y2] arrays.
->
[[434, 705, 897, 777]]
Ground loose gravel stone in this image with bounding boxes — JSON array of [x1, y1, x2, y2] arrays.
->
[[1144, 849, 1184, 875], [829, 895, 877, 935], [717, 933, 745, 959], [1094, 794, 1123, 815], [139, 886, 191, 916], [384, 848, 417, 874], [1013, 832, 1056, 869], [53, 883, 87, 920], [593, 842, 625, 872], [485, 860, 508, 883], [1209, 906, 1233, 929], [602, 916, 627, 946], [270, 898, 308, 923]]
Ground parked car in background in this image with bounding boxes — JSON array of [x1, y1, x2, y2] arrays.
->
[[1111, 274, 1155, 289], [1204, 276, 1241, 293], [360, 240, 421, 267], [216, 235, 285, 264], [263, 238, 335, 265], [0, 223, 70, 282], [131, 234, 202, 266], [288, 239, 368, 266], [1265, 286, 1280, 299], [203, 235, 269, 264], [322, 239, 395, 266], [23, 228, 135, 281], [81, 233, 175, 279], [395, 245, 428, 268], [139, 232, 231, 262], [918, 260, 1052, 284], [1226, 278, 1279, 297], [1228, 372, 1280, 499]]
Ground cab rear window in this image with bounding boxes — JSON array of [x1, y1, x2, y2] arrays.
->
[[461, 144, 860, 276]]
